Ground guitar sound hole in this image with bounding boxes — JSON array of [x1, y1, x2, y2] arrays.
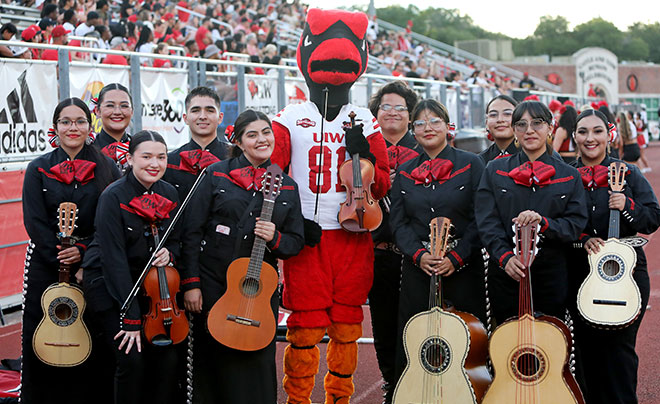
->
[[48, 296, 79, 326], [510, 347, 547, 383], [55, 303, 73, 321], [420, 337, 451, 374], [241, 277, 261, 297], [516, 353, 540, 377], [602, 260, 620, 277]]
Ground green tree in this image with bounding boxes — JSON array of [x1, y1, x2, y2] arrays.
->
[[573, 18, 624, 55], [628, 22, 660, 63]]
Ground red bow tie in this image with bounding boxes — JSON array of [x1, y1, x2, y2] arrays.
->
[[179, 150, 220, 174], [578, 165, 609, 190], [102, 142, 130, 165], [387, 145, 419, 170], [125, 193, 177, 222], [508, 161, 556, 187], [410, 159, 454, 185], [229, 166, 266, 191], [49, 160, 96, 184]]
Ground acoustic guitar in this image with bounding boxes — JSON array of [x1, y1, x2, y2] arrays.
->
[[393, 217, 491, 404], [577, 162, 641, 328], [483, 223, 584, 404], [207, 164, 282, 351], [33, 202, 92, 367]]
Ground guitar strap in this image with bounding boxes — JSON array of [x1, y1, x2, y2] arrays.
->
[[230, 194, 263, 261]]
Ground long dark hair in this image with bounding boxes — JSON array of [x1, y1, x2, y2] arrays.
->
[[230, 110, 271, 158], [135, 26, 152, 50], [53, 97, 116, 191], [558, 105, 578, 149]]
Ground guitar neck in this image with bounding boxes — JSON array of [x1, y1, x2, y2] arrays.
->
[[608, 207, 620, 240], [429, 274, 443, 309], [518, 266, 533, 317], [246, 198, 275, 279], [351, 153, 363, 189], [58, 237, 73, 283]]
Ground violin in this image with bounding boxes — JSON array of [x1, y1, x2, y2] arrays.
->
[[337, 111, 383, 232], [142, 224, 189, 346]]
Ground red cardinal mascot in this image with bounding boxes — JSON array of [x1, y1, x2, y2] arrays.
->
[[271, 9, 390, 404]]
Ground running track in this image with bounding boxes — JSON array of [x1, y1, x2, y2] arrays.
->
[[2, 144, 660, 403]]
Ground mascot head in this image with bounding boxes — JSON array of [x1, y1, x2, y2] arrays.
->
[[297, 9, 369, 107]]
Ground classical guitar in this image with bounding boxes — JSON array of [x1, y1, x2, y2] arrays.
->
[[33, 202, 92, 367], [483, 224, 584, 404], [393, 217, 491, 404], [207, 164, 282, 351], [577, 162, 641, 327]]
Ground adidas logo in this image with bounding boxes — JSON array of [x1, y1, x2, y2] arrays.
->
[[0, 70, 48, 156]]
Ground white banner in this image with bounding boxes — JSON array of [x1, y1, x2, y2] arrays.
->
[[0, 62, 58, 160], [244, 74, 279, 117], [69, 65, 130, 135], [140, 70, 188, 149]]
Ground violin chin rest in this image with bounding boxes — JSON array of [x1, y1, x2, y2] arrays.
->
[[151, 335, 173, 346]]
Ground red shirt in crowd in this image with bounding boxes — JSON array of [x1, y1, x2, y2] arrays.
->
[[41, 49, 72, 61], [102, 54, 128, 65], [195, 26, 209, 51], [152, 58, 172, 68]]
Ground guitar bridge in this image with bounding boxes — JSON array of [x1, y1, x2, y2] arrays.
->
[[593, 299, 627, 306], [226, 314, 261, 327], [44, 342, 81, 347]]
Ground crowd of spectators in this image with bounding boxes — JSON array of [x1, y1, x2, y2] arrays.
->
[[0, 0, 305, 68], [0, 0, 537, 91]]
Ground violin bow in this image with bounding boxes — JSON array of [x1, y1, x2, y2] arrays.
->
[[313, 87, 329, 223], [120, 167, 209, 318]]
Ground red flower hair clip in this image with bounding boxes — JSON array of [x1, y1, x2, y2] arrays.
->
[[225, 125, 236, 143], [48, 128, 59, 148], [447, 123, 456, 140], [607, 122, 618, 143]]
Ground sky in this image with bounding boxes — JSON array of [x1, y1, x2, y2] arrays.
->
[[302, 0, 660, 39]]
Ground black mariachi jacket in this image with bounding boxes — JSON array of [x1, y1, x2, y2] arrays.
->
[[570, 156, 660, 261], [22, 145, 120, 276], [389, 145, 485, 270], [475, 151, 588, 269], [478, 140, 518, 164], [372, 131, 420, 244], [179, 155, 304, 302], [162, 137, 231, 202], [92, 173, 181, 331]]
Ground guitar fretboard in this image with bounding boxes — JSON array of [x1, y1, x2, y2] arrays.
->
[[246, 198, 275, 280]]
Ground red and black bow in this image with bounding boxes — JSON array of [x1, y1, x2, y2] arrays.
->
[[410, 159, 453, 185], [578, 165, 609, 190], [179, 150, 220, 174], [46, 160, 96, 184], [494, 151, 511, 160], [229, 166, 266, 191], [387, 145, 419, 170], [508, 161, 556, 187], [123, 193, 177, 222], [102, 142, 130, 165]]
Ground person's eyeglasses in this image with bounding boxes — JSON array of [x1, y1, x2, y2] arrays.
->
[[379, 104, 407, 112], [413, 117, 445, 130], [101, 103, 132, 112], [57, 118, 89, 128], [486, 110, 513, 121], [513, 118, 547, 134]]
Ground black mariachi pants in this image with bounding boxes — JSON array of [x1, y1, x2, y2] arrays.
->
[[94, 304, 179, 404], [368, 248, 402, 391]]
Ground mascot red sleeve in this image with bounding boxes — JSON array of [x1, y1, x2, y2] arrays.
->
[[271, 8, 390, 404]]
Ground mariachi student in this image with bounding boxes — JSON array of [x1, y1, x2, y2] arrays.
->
[[479, 94, 519, 163], [85, 130, 180, 404], [569, 109, 660, 404], [180, 109, 304, 403], [475, 100, 588, 325], [366, 80, 419, 403], [162, 86, 230, 201], [21, 97, 119, 403], [389, 98, 486, 381], [93, 83, 134, 172]]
